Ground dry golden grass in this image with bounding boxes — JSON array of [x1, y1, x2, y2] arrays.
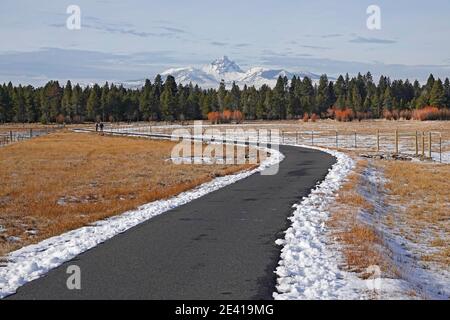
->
[[327, 160, 389, 275], [0, 131, 256, 256], [378, 161, 450, 267]]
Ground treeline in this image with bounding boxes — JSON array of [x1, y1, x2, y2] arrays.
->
[[0, 72, 449, 123]]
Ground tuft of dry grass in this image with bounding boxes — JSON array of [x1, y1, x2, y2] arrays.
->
[[0, 131, 256, 256], [378, 161, 450, 267], [327, 160, 389, 275]]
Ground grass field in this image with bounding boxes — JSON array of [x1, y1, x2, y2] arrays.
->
[[328, 155, 449, 297], [0, 131, 255, 256], [380, 161, 450, 267]]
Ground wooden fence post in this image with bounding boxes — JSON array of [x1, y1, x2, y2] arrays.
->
[[296, 131, 299, 145], [395, 129, 399, 154], [354, 131, 357, 149], [335, 130, 338, 148], [439, 133, 442, 163], [428, 132, 432, 159], [10, 131, 13, 143], [377, 130, 380, 152], [311, 131, 314, 146], [422, 132, 425, 157], [415, 131, 419, 156]]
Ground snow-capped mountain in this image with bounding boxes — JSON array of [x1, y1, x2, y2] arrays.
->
[[159, 56, 322, 89]]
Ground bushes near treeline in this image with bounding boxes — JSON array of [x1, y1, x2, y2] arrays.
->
[[322, 106, 450, 122]]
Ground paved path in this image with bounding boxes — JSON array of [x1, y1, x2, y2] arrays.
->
[[8, 145, 335, 300]]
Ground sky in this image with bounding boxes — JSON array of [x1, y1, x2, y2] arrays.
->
[[0, 0, 449, 85]]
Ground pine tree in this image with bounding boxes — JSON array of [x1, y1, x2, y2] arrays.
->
[[149, 75, 162, 120], [444, 78, 450, 108], [371, 93, 381, 118], [363, 95, 371, 113], [187, 85, 201, 120], [351, 86, 363, 112], [316, 74, 334, 115], [200, 92, 212, 119], [71, 84, 85, 122], [264, 89, 274, 119], [61, 80, 73, 121], [334, 75, 346, 109], [271, 76, 287, 119], [383, 87, 393, 111], [217, 80, 227, 111], [256, 85, 269, 119], [228, 82, 241, 111], [300, 77, 314, 115], [160, 75, 177, 121], [429, 79, 446, 107], [177, 85, 188, 120], [23, 86, 37, 122], [139, 79, 152, 121], [100, 82, 110, 122], [86, 89, 100, 121], [12, 86, 26, 123], [287, 76, 298, 119]]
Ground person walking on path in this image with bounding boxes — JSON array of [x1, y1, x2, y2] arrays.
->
[[99, 122, 104, 135], [95, 122, 99, 132]]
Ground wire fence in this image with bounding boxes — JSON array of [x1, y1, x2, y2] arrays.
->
[[0, 128, 59, 147], [278, 130, 446, 163]]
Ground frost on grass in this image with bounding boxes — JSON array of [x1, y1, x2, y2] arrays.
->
[[0, 144, 283, 299]]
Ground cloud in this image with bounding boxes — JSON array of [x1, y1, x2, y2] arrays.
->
[[234, 43, 250, 48], [301, 45, 331, 50], [49, 16, 185, 39], [157, 26, 187, 34], [210, 41, 228, 46], [349, 36, 397, 44], [321, 33, 343, 39], [0, 48, 193, 86], [259, 54, 449, 81]]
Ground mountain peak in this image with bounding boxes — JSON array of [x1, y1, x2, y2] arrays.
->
[[158, 58, 322, 89], [208, 56, 243, 74]]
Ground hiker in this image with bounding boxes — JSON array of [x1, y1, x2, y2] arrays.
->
[[95, 122, 99, 132], [99, 122, 104, 132]]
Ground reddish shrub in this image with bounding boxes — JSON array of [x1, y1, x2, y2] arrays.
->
[[207, 111, 221, 124], [302, 113, 309, 122], [383, 110, 393, 120], [222, 109, 233, 123], [310, 113, 319, 122], [208, 110, 245, 124], [412, 106, 450, 121], [335, 109, 354, 122], [399, 110, 412, 120], [232, 110, 244, 123]]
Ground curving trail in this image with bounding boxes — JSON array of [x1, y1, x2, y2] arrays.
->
[[7, 145, 335, 300]]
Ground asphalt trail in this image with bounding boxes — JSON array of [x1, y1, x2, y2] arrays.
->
[[8, 145, 335, 300]]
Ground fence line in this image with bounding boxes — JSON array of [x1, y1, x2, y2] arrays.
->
[[0, 128, 58, 147], [86, 123, 448, 163]]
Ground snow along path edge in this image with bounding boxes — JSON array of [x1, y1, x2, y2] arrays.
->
[[0, 144, 283, 299], [273, 144, 366, 300]]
